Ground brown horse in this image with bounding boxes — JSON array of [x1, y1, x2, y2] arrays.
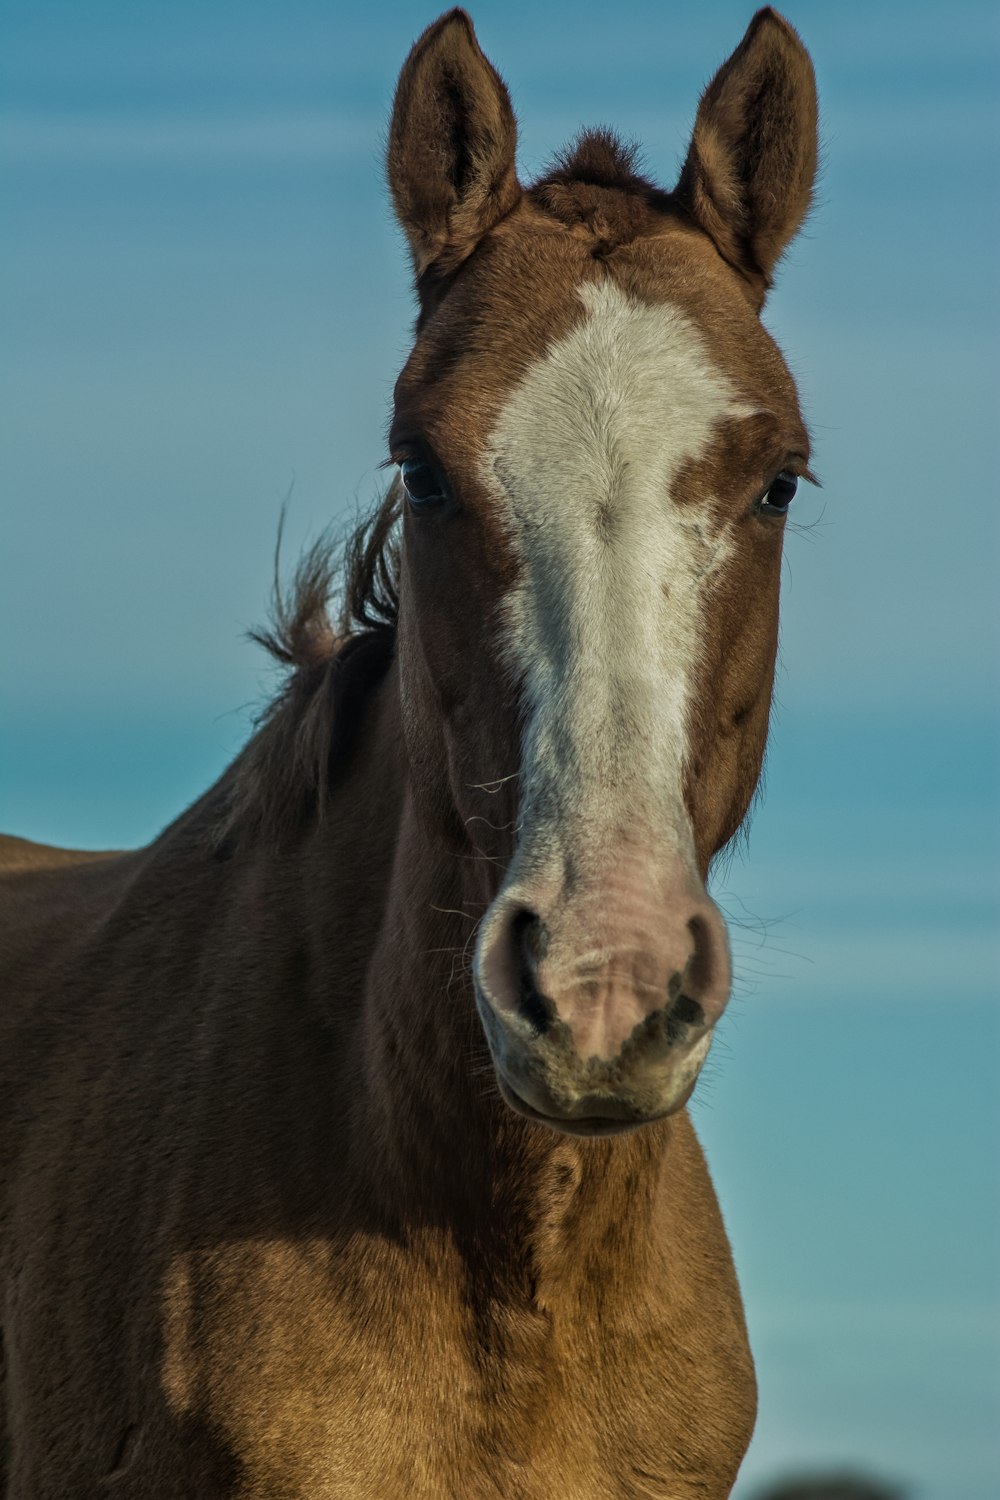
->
[[0, 9, 818, 1497]]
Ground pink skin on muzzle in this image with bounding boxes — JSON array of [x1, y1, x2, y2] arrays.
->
[[474, 853, 731, 1133]]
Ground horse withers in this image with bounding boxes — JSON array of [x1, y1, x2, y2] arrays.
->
[[0, 10, 818, 1497]]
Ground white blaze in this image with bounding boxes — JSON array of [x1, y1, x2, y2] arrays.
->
[[483, 280, 749, 878]]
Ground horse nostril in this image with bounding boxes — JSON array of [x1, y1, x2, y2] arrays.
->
[[662, 991, 707, 1047], [670, 994, 705, 1028], [511, 908, 553, 1036], [512, 908, 547, 962], [686, 911, 726, 998]]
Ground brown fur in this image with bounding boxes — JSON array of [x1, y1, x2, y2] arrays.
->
[[675, 7, 818, 296], [388, 9, 521, 281], [0, 10, 818, 1497]]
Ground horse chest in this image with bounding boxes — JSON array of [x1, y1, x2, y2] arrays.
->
[[161, 1240, 748, 1500]]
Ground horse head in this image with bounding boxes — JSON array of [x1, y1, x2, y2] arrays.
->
[[386, 8, 817, 1135]]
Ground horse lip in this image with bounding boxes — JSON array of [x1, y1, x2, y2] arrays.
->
[[494, 1071, 680, 1139]]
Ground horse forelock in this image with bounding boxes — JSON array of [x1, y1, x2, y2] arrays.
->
[[529, 129, 673, 250]]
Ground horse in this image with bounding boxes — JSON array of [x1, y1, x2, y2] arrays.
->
[[0, 9, 818, 1497]]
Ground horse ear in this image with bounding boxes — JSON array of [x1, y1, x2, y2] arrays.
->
[[388, 10, 521, 281], [675, 7, 817, 296]]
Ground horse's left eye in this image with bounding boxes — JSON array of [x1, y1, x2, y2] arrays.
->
[[400, 458, 449, 509], [758, 471, 798, 516]]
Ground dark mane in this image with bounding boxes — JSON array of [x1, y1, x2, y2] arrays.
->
[[536, 128, 649, 192], [530, 128, 673, 248], [215, 488, 400, 849]]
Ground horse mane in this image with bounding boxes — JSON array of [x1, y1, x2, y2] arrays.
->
[[213, 488, 400, 851]]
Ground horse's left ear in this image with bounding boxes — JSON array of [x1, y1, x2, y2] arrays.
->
[[388, 10, 521, 282], [675, 7, 817, 297]]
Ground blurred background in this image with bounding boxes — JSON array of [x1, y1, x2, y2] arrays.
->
[[1, 1, 997, 1493]]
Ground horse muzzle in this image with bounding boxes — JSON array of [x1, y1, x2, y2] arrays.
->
[[473, 874, 731, 1136]]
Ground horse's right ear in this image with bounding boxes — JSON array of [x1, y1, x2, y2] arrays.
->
[[388, 10, 521, 282]]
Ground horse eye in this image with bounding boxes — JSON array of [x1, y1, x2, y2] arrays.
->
[[758, 471, 798, 516], [400, 458, 448, 509]]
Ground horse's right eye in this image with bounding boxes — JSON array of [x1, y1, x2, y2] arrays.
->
[[401, 459, 449, 509]]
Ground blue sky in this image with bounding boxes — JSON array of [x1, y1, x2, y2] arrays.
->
[[1, 2, 998, 1494]]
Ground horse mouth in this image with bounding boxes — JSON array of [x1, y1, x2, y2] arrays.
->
[[494, 1071, 686, 1138]]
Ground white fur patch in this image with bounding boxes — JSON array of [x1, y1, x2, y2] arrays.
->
[[483, 280, 750, 883]]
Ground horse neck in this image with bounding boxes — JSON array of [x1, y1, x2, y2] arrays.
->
[[326, 665, 670, 1307]]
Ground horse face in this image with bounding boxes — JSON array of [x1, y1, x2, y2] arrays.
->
[[388, 10, 816, 1134]]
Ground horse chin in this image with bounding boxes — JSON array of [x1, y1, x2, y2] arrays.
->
[[493, 1068, 697, 1139]]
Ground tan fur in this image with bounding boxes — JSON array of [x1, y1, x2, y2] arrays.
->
[[0, 10, 819, 1496]]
